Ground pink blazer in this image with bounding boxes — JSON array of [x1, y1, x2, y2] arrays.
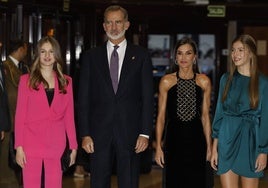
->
[[14, 73, 77, 159]]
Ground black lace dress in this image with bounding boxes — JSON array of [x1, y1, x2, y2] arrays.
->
[[163, 73, 207, 188]]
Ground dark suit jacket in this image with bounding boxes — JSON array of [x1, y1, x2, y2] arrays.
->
[[78, 42, 154, 151], [0, 60, 11, 132], [3, 58, 29, 130]]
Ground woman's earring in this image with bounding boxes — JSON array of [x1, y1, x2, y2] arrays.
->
[[193, 59, 196, 64], [175, 60, 178, 65]]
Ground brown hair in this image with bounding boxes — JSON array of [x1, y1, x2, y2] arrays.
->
[[222, 34, 259, 109], [29, 36, 68, 93]]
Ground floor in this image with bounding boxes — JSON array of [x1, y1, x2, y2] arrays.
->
[[2, 166, 268, 187], [62, 166, 268, 188], [62, 165, 163, 188]]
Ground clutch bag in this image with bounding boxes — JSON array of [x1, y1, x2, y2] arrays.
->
[[61, 149, 72, 172]]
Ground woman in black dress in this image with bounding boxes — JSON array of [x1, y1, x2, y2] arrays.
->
[[155, 37, 213, 187]]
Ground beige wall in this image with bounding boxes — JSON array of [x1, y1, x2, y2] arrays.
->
[[244, 26, 268, 76]]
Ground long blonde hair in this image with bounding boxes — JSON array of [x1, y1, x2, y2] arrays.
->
[[29, 36, 68, 94], [222, 34, 259, 109]]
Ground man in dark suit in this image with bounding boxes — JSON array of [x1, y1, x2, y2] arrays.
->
[[0, 42, 12, 187], [77, 5, 154, 188], [0, 42, 11, 140], [0, 39, 28, 188]]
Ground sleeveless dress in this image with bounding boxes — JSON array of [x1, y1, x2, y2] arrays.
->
[[164, 73, 207, 188]]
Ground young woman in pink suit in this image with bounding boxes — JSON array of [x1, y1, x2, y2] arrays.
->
[[14, 36, 77, 188]]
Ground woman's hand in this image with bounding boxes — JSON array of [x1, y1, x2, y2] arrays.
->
[[210, 150, 218, 171], [206, 147, 212, 162], [155, 146, 165, 168], [70, 149, 77, 166], [255, 153, 267, 172], [210, 139, 218, 171], [16, 146, 26, 168]]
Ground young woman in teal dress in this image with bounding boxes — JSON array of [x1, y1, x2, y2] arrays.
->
[[211, 34, 268, 188]]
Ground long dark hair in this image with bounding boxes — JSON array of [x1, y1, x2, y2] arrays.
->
[[168, 37, 199, 74]]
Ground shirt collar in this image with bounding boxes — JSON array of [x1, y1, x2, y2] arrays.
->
[[9, 55, 19, 67], [107, 39, 127, 49]]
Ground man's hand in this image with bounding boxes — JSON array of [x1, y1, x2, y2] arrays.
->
[[135, 136, 149, 153], [0, 131, 4, 141], [82, 136, 94, 153]]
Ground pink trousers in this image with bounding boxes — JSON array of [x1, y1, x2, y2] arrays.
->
[[22, 157, 62, 188]]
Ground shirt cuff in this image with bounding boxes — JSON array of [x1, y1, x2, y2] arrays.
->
[[139, 134, 149, 139]]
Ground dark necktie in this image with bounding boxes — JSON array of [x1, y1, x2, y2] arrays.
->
[[18, 61, 27, 74], [110, 45, 119, 93], [19, 61, 23, 70]]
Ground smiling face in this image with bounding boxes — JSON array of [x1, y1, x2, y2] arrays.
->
[[103, 9, 130, 44], [231, 41, 252, 69], [176, 43, 196, 69], [39, 42, 55, 68]]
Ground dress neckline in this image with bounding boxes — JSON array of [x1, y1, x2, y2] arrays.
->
[[176, 71, 196, 80], [236, 71, 250, 78]]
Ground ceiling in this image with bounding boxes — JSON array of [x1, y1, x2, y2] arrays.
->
[[9, 0, 268, 6], [78, 0, 268, 6], [1, 0, 268, 15]]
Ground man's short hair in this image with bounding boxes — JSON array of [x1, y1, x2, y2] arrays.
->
[[9, 39, 27, 54]]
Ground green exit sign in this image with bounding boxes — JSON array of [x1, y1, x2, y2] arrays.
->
[[207, 5, 226, 17]]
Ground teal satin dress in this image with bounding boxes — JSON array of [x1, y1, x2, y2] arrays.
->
[[212, 71, 268, 178]]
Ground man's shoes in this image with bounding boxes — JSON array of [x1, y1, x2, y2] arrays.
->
[[73, 165, 90, 178], [73, 172, 90, 178]]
